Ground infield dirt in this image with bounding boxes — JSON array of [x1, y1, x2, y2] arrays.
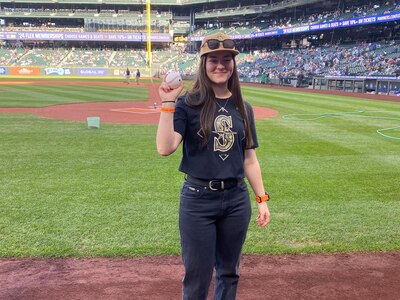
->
[[1, 252, 400, 299]]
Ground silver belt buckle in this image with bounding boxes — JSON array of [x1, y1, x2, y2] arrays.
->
[[209, 180, 224, 191]]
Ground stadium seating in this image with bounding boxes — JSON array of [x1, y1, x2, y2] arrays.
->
[[0, 48, 26, 66], [17, 48, 69, 67], [1, 0, 399, 81], [109, 49, 147, 68], [62, 49, 113, 67]]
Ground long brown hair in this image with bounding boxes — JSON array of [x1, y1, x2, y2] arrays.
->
[[185, 54, 253, 148]]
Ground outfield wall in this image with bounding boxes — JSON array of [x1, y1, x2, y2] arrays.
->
[[0, 66, 154, 78]]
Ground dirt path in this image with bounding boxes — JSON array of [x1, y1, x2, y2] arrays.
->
[[1, 252, 399, 300]]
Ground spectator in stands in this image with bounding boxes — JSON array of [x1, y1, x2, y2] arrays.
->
[[278, 72, 284, 85], [296, 71, 304, 87], [260, 72, 266, 84]]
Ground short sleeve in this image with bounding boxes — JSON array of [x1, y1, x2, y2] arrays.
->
[[173, 96, 187, 137], [246, 102, 259, 149]]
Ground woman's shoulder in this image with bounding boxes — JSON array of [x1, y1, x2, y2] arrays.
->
[[175, 95, 186, 106], [243, 99, 253, 110], [242, 99, 255, 116], [176, 95, 186, 102], [176, 94, 202, 111], [175, 95, 188, 110]]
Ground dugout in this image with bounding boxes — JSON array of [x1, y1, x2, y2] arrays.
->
[[312, 76, 400, 96]]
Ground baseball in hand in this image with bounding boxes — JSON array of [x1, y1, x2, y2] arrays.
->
[[164, 71, 182, 89]]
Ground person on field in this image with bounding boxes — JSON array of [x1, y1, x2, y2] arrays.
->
[[156, 32, 270, 300], [135, 69, 141, 85], [125, 68, 131, 84]]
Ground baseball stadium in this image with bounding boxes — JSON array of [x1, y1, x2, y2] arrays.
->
[[0, 0, 400, 299]]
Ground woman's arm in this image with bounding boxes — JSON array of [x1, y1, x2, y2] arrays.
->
[[156, 79, 184, 156], [244, 148, 271, 227]]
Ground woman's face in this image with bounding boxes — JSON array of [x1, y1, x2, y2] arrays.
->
[[205, 51, 234, 85]]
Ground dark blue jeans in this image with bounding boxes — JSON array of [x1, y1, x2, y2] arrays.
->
[[179, 180, 251, 300]]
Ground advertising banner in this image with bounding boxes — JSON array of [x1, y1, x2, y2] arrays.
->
[[0, 67, 6, 75], [44, 68, 72, 76], [10, 67, 40, 76], [190, 12, 400, 41], [0, 31, 171, 42], [77, 68, 107, 76]]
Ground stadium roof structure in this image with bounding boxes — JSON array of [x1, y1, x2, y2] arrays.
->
[[195, 0, 322, 19], [0, 0, 320, 6], [0, 0, 323, 21], [0, 0, 223, 4]]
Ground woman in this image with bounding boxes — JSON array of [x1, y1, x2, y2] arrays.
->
[[156, 32, 270, 300]]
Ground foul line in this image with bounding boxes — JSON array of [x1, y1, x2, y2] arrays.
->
[[283, 110, 400, 140], [111, 107, 160, 114], [0, 81, 34, 85]]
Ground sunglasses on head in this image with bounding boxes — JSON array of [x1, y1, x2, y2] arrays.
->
[[206, 39, 235, 50]]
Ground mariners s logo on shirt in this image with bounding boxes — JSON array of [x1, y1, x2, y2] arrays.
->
[[213, 115, 237, 161]]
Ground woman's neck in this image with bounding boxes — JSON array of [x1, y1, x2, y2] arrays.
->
[[212, 85, 231, 99]]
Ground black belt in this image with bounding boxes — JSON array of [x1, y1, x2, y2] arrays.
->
[[185, 176, 243, 191]]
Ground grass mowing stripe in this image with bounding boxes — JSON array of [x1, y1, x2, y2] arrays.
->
[[245, 199, 400, 254], [0, 85, 93, 106], [255, 87, 387, 104], [281, 109, 400, 143], [243, 90, 349, 113], [0, 85, 149, 107], [284, 116, 397, 148], [0, 86, 57, 106], [245, 89, 400, 142], [47, 86, 148, 102], [244, 87, 398, 112], [27, 85, 145, 102], [247, 91, 362, 113], [20, 85, 97, 105]]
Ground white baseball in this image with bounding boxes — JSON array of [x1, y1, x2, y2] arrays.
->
[[165, 71, 182, 89]]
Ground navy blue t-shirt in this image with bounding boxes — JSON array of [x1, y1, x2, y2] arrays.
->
[[173, 96, 258, 180]]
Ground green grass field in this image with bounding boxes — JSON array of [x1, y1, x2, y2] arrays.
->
[[0, 79, 399, 257], [0, 78, 149, 107]]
